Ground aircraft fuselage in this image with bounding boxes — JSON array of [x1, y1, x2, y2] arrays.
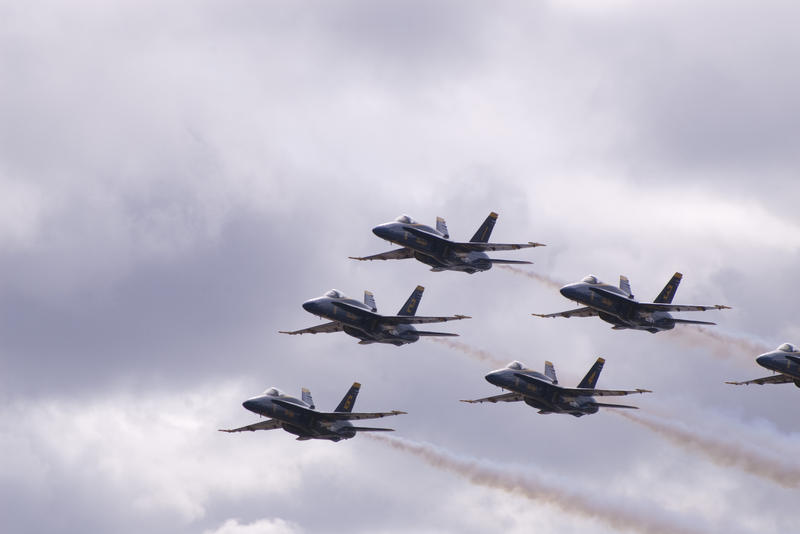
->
[[242, 395, 355, 441], [485, 368, 598, 418], [302, 296, 420, 346], [560, 282, 677, 333], [756, 351, 800, 386], [372, 222, 492, 273]]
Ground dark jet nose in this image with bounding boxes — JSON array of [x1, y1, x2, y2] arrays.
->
[[756, 355, 771, 368], [242, 399, 259, 412], [372, 223, 393, 240], [302, 298, 320, 314], [484, 371, 501, 386], [560, 283, 579, 299]]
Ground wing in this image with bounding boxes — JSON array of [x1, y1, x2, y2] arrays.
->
[[279, 322, 343, 335], [219, 419, 283, 432], [381, 314, 471, 325], [726, 374, 796, 386], [271, 398, 406, 421], [323, 410, 407, 421], [460, 392, 525, 404], [403, 226, 544, 252], [456, 241, 546, 252], [349, 248, 414, 261], [638, 302, 731, 313], [557, 387, 652, 397], [532, 307, 599, 319]]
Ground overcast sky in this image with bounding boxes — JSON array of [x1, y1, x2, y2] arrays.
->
[[2, 1, 800, 533]]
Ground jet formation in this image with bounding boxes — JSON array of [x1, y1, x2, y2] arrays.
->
[[279, 285, 470, 346], [533, 272, 730, 333], [220, 382, 406, 441], [350, 212, 544, 274], [726, 343, 800, 388], [462, 358, 651, 417]]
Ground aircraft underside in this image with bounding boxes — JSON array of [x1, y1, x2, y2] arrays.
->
[[413, 251, 491, 274]]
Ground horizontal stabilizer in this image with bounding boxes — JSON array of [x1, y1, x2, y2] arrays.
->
[[489, 259, 533, 265], [416, 331, 459, 337], [349, 426, 395, 432], [671, 319, 717, 326], [589, 402, 639, 410], [349, 248, 414, 261]]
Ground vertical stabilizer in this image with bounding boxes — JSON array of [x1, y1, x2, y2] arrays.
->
[[544, 361, 558, 384], [654, 272, 682, 304], [335, 382, 361, 412], [470, 212, 498, 243], [364, 290, 377, 312], [398, 285, 424, 316], [436, 217, 449, 238], [619, 275, 633, 298], [577, 358, 605, 389], [301, 387, 315, 409]]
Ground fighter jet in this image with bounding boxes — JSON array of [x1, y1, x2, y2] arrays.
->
[[350, 212, 545, 274], [220, 382, 405, 441], [279, 285, 470, 346], [533, 272, 730, 333], [461, 358, 651, 417], [726, 343, 800, 388]]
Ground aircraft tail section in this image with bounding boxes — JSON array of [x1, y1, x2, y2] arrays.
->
[[335, 382, 361, 413], [590, 402, 638, 410], [398, 285, 424, 316], [364, 290, 377, 312], [301, 387, 315, 409], [470, 212, 498, 242], [671, 318, 716, 326], [415, 331, 458, 337], [349, 426, 394, 432], [544, 361, 558, 384], [488, 259, 533, 265], [577, 358, 605, 389], [619, 275, 632, 298], [436, 217, 449, 238], [654, 272, 682, 303]]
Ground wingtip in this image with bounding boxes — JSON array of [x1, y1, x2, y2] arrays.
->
[[716, 305, 732, 310], [455, 314, 471, 319], [393, 410, 408, 415], [528, 242, 546, 247], [348, 256, 366, 261], [636, 389, 653, 393]]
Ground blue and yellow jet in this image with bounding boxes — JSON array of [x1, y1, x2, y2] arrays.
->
[[461, 358, 651, 417], [727, 343, 800, 388], [279, 286, 470, 346], [220, 382, 406, 441], [350, 212, 545, 274], [533, 272, 730, 333]]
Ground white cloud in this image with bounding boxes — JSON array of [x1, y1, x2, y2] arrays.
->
[[204, 518, 303, 534]]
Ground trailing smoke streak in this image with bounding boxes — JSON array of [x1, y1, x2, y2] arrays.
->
[[665, 326, 771, 363], [618, 411, 800, 489], [497, 265, 564, 290], [367, 434, 709, 534], [428, 338, 506, 368]]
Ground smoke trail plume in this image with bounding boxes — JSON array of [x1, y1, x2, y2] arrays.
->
[[618, 411, 800, 489], [497, 265, 564, 290], [367, 434, 709, 534], [664, 326, 771, 363], [428, 338, 506, 368]]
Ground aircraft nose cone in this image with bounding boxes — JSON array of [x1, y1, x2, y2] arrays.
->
[[560, 284, 578, 299], [242, 399, 259, 412], [756, 355, 771, 368], [484, 371, 501, 386], [302, 299, 320, 314], [372, 224, 393, 240]]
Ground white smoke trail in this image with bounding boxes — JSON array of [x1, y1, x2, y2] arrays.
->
[[427, 338, 506, 368], [618, 411, 800, 489], [367, 434, 711, 534], [664, 326, 771, 364], [497, 265, 564, 290]]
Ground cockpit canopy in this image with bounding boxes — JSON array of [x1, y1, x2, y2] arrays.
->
[[581, 275, 599, 284], [263, 387, 284, 397], [777, 343, 798, 353], [325, 289, 344, 299], [395, 214, 417, 224], [506, 361, 525, 370]]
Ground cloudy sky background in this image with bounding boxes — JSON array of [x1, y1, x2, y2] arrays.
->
[[2, 1, 799, 532]]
